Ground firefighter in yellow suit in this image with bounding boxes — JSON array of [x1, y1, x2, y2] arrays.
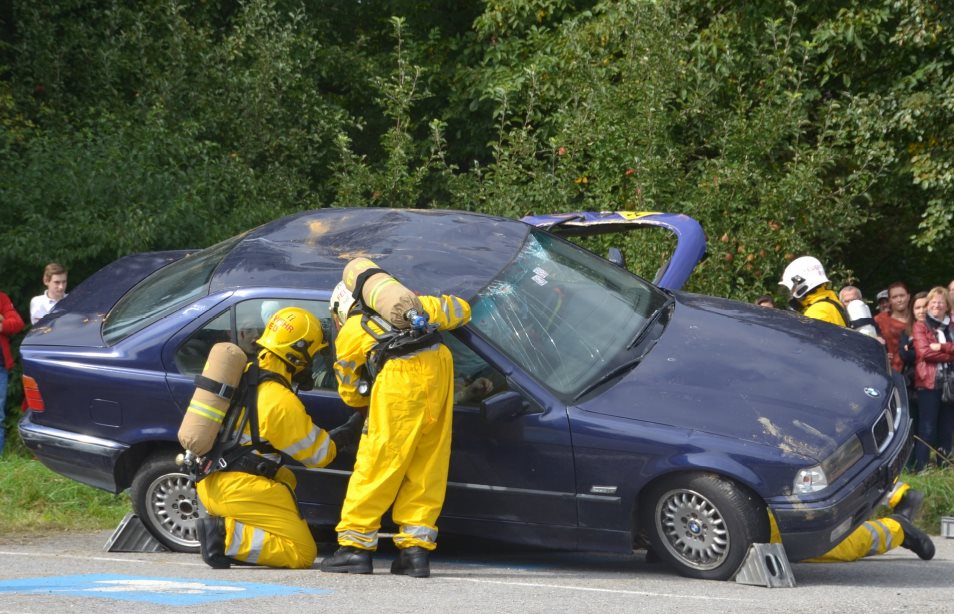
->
[[195, 307, 363, 569], [320, 280, 472, 578], [777, 256, 934, 562]]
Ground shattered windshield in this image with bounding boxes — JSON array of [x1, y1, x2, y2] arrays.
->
[[470, 230, 670, 399]]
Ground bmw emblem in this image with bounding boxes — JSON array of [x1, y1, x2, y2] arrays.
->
[[864, 387, 880, 398]]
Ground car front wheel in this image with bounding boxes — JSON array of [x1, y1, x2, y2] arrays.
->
[[641, 472, 768, 581], [129, 453, 200, 553]]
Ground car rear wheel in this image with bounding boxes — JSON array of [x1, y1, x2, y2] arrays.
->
[[130, 454, 200, 553], [641, 472, 768, 581]]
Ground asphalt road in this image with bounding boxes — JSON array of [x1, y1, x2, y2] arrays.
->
[[0, 529, 952, 613]]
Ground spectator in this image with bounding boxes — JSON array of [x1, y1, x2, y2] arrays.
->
[[876, 289, 890, 314], [899, 290, 928, 469], [948, 279, 954, 297], [839, 285, 862, 305], [911, 286, 954, 471], [30, 262, 68, 324], [875, 282, 912, 373], [1, 290, 26, 455], [754, 294, 775, 308]]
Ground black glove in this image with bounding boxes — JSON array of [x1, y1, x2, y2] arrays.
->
[[328, 412, 365, 454]]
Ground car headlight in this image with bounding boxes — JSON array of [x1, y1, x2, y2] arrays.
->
[[792, 434, 864, 494], [793, 465, 828, 494]]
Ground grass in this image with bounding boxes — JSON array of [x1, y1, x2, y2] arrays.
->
[[0, 443, 130, 538], [899, 466, 954, 534]]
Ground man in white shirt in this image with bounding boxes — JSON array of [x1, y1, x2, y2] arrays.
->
[[30, 262, 68, 324]]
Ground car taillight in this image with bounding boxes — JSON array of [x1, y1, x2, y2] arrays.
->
[[22, 375, 45, 412]]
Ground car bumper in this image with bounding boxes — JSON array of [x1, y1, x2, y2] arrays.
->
[[769, 419, 914, 562], [19, 412, 128, 493]]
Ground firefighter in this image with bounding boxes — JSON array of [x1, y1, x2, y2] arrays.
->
[[319, 272, 472, 578], [777, 256, 934, 562], [778, 256, 848, 326], [194, 306, 363, 569]]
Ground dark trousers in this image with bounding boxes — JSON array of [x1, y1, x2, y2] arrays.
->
[[913, 387, 954, 471]]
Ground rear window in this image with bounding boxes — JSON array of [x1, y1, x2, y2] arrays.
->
[[102, 235, 243, 345]]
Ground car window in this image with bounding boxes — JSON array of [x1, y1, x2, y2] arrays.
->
[[470, 230, 669, 399], [103, 234, 244, 345], [175, 298, 336, 391], [444, 335, 508, 406]]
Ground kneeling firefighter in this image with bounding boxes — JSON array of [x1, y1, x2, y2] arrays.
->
[[319, 258, 472, 578], [184, 306, 364, 569]]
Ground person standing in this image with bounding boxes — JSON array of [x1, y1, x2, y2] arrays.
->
[[320, 266, 472, 578], [875, 282, 912, 374], [0, 291, 25, 455], [911, 286, 954, 472], [30, 263, 68, 324], [193, 306, 363, 569], [778, 256, 847, 325]]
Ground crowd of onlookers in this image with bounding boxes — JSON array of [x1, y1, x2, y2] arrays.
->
[[0, 263, 69, 456], [761, 276, 954, 474]]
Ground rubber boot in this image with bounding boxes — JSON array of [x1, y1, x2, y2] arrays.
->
[[390, 546, 430, 578], [892, 514, 936, 561], [319, 546, 373, 574], [891, 488, 924, 522], [196, 516, 232, 569]]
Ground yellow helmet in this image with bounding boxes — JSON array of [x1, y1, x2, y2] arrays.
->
[[256, 307, 327, 372]]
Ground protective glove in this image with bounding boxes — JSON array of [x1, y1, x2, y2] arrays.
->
[[329, 412, 365, 455]]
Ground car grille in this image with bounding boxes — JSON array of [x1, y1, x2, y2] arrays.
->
[[872, 388, 902, 454]]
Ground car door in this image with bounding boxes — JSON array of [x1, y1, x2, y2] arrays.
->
[[440, 331, 579, 534]]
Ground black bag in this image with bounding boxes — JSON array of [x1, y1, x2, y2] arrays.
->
[[940, 362, 954, 404]]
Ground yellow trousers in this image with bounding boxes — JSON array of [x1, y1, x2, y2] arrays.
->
[[803, 517, 904, 563], [197, 466, 316, 569], [336, 345, 454, 552]]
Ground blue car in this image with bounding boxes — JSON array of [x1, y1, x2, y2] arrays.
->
[[19, 208, 909, 581]]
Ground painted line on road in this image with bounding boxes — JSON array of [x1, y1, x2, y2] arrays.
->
[[0, 574, 328, 606], [440, 577, 758, 602]]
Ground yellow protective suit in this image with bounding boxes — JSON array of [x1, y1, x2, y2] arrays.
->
[[800, 287, 848, 326], [196, 352, 338, 569], [333, 294, 471, 552]]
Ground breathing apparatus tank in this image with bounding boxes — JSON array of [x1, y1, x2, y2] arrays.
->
[[846, 300, 879, 338], [177, 342, 248, 456], [343, 257, 423, 329]]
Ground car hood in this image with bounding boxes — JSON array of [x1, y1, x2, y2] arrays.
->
[[577, 293, 891, 462], [23, 250, 192, 347]]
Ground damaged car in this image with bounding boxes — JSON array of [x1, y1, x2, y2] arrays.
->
[[19, 208, 910, 580]]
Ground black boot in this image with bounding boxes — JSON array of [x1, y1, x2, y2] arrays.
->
[[390, 546, 430, 578], [892, 488, 924, 522], [319, 546, 373, 574], [892, 514, 936, 561], [196, 516, 232, 569]]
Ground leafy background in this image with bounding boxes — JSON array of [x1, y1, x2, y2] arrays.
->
[[2, 0, 953, 414]]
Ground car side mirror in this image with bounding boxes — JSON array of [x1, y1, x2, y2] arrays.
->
[[480, 391, 530, 424], [607, 247, 626, 268]]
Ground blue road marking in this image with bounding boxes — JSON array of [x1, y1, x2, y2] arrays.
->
[[0, 574, 329, 605]]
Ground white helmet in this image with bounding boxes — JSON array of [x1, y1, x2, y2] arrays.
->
[[779, 256, 829, 300], [330, 281, 356, 326]]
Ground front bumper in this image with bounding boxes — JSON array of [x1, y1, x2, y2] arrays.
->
[[18, 412, 128, 493], [769, 416, 913, 562]]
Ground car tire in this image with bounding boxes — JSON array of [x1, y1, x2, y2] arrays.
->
[[640, 472, 768, 581], [130, 453, 200, 553]]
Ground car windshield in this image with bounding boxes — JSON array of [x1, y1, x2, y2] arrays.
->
[[470, 230, 670, 399], [102, 235, 243, 345]]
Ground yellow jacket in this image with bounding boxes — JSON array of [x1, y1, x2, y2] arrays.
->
[[334, 294, 472, 408], [801, 287, 848, 327]]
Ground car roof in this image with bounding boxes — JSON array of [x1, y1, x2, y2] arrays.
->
[[210, 208, 532, 299]]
